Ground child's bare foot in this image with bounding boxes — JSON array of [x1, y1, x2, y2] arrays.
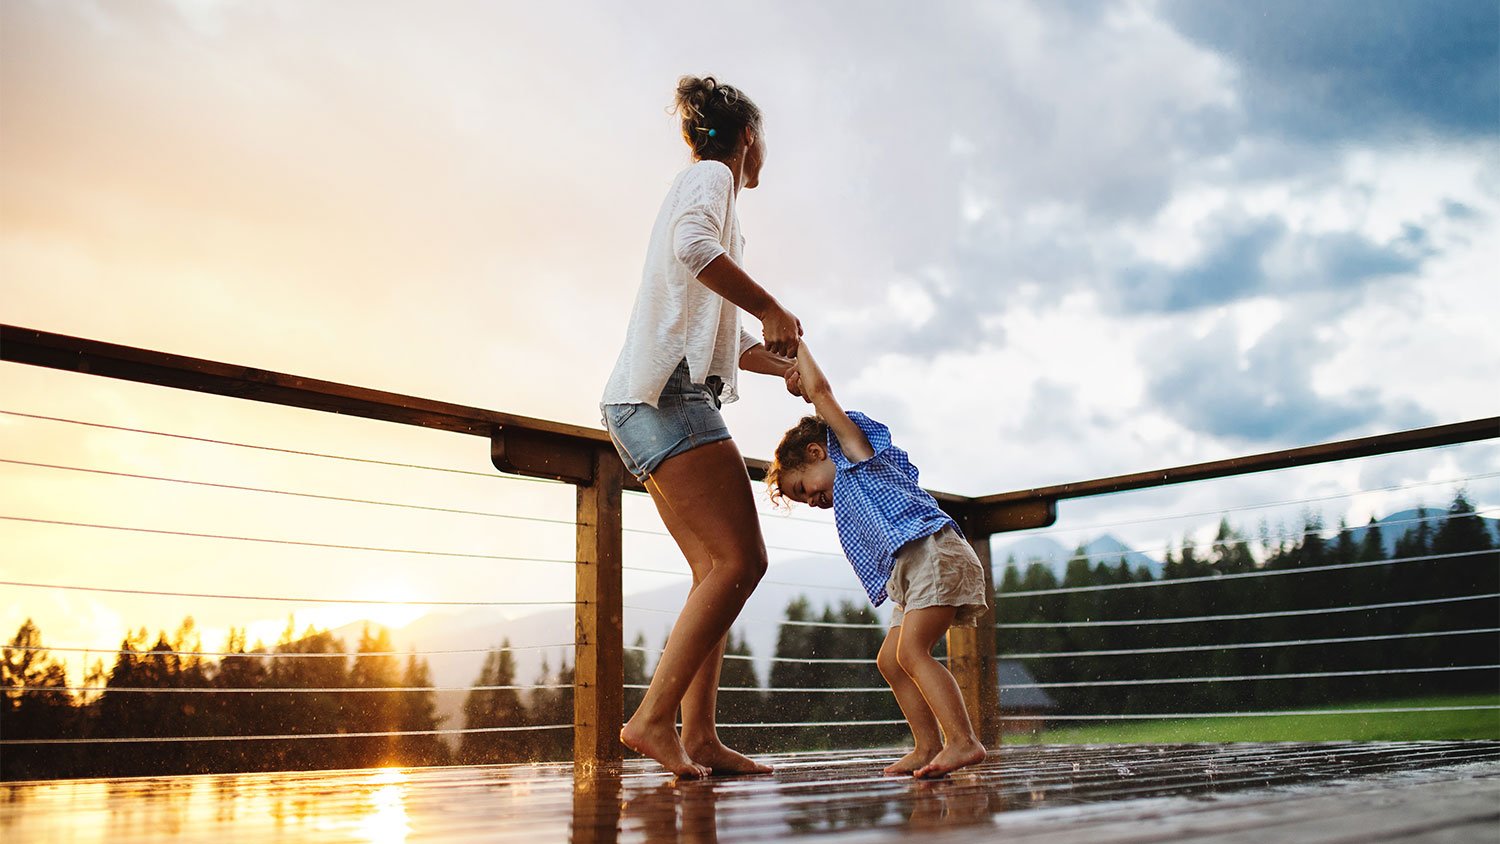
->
[[686, 738, 773, 775], [883, 747, 939, 776], [620, 718, 710, 779], [913, 738, 986, 779]]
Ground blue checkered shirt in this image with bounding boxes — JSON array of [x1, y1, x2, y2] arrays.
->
[[829, 411, 958, 606]]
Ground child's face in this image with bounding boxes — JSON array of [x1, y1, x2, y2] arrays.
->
[[779, 444, 835, 509]]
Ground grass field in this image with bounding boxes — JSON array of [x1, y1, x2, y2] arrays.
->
[[1005, 693, 1500, 744]]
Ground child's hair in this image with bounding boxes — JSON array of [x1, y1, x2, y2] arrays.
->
[[765, 415, 829, 506], [673, 75, 762, 161]]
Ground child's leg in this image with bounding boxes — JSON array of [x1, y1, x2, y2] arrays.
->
[[875, 625, 942, 775], [895, 606, 987, 779]]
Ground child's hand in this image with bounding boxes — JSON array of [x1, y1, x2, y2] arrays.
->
[[784, 368, 812, 402]]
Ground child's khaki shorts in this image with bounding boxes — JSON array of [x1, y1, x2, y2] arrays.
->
[[886, 525, 990, 629]]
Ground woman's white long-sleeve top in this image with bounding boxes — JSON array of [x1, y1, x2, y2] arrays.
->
[[601, 159, 759, 409]]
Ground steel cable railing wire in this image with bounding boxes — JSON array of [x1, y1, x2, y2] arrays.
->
[[28, 663, 1489, 698], [621, 570, 867, 594], [0, 458, 579, 526], [622, 644, 875, 666], [1035, 705, 1500, 721], [0, 409, 563, 484], [995, 664, 1500, 690], [654, 703, 1500, 730], [0, 580, 575, 607], [32, 663, 1483, 715], [757, 567, 1499, 632], [0, 515, 578, 566], [997, 592, 1500, 629], [0, 724, 573, 746], [12, 682, 573, 694], [991, 507, 1500, 570], [997, 468, 1500, 540], [996, 549, 1495, 598], [0, 457, 846, 551], [1001, 626, 1500, 660], [9, 643, 576, 659]]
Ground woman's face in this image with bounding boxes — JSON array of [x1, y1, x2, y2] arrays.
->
[[742, 125, 765, 189]]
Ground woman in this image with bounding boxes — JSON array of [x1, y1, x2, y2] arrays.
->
[[600, 75, 800, 777]]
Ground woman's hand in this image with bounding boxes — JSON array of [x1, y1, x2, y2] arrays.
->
[[760, 303, 802, 358]]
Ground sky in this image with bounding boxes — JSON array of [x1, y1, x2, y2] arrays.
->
[[2, 0, 1497, 678]]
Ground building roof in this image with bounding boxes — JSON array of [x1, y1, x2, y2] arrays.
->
[[998, 660, 1058, 711]]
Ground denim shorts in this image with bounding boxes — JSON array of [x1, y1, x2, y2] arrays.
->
[[602, 360, 730, 483]]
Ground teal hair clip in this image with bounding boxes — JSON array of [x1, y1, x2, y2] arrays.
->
[[707, 129, 717, 137]]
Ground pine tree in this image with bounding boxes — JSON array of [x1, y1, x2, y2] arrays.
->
[[1358, 516, 1386, 562], [397, 654, 449, 766], [1, 620, 75, 779], [525, 652, 574, 760], [717, 629, 763, 727], [207, 627, 270, 772], [768, 596, 818, 750], [1434, 490, 1493, 554], [460, 642, 526, 763], [1333, 517, 1358, 564], [1211, 518, 1255, 573], [267, 620, 349, 771]]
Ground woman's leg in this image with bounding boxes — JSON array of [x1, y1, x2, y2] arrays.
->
[[620, 439, 769, 777], [646, 481, 771, 773], [875, 626, 943, 775], [894, 606, 987, 779]]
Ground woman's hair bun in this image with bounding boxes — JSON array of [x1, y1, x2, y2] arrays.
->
[[672, 74, 760, 161], [674, 75, 719, 123]]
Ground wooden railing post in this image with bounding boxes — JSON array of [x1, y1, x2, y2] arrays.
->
[[946, 512, 1001, 748], [574, 446, 624, 767]]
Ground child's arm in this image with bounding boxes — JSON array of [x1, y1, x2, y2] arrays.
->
[[795, 341, 875, 463]]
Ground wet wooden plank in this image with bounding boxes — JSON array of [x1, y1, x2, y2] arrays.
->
[[968, 775, 1500, 844], [2, 742, 1497, 843]]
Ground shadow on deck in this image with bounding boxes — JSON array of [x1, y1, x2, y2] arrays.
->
[[4, 741, 1499, 843]]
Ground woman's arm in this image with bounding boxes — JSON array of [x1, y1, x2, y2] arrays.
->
[[672, 166, 801, 356], [697, 255, 801, 357], [795, 342, 874, 462]]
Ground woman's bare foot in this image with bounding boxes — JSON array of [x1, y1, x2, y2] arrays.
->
[[621, 718, 710, 779], [883, 746, 939, 776], [913, 738, 986, 779], [686, 738, 773, 775]]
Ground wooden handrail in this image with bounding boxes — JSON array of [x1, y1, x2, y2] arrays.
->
[[976, 417, 1500, 506]]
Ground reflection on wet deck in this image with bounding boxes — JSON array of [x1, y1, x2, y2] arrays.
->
[[4, 742, 1499, 843]]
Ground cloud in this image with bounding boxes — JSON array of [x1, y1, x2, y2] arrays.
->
[[1162, 0, 1500, 141], [1114, 214, 1425, 312], [1143, 310, 1432, 444]]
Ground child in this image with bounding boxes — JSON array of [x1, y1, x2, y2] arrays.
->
[[769, 341, 989, 778]]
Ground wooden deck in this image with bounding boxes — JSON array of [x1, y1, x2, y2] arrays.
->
[[4, 742, 1498, 843]]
